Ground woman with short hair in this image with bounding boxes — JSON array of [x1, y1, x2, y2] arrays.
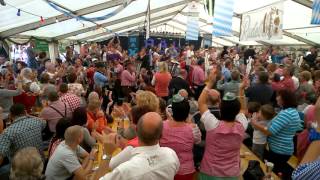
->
[[160, 94, 201, 180], [251, 89, 303, 179], [197, 70, 247, 180], [86, 92, 107, 133]]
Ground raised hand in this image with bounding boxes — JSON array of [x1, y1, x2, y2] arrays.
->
[[207, 68, 217, 87], [94, 131, 118, 155]]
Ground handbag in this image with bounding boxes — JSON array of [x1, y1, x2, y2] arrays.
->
[[243, 160, 265, 180], [42, 122, 54, 141]]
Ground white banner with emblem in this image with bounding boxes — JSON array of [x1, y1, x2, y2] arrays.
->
[[240, 2, 283, 41]]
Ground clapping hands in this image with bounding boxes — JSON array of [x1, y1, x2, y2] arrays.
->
[[92, 130, 118, 156]]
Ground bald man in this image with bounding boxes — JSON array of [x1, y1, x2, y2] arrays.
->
[[94, 112, 180, 180], [46, 125, 97, 180]]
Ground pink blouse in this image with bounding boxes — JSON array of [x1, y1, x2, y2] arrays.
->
[[160, 121, 201, 175], [200, 121, 245, 177]]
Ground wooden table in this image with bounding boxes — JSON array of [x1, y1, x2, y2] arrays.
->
[[240, 144, 280, 180]]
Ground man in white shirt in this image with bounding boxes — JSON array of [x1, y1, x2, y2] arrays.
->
[[93, 112, 180, 180]]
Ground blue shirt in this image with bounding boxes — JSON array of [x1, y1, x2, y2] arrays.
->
[[0, 116, 46, 159], [292, 158, 320, 180], [268, 108, 302, 155], [221, 67, 231, 82], [94, 71, 108, 88]]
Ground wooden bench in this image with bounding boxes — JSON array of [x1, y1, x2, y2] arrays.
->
[[288, 155, 299, 169], [240, 144, 280, 180]]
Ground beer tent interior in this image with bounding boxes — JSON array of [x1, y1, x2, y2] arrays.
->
[[0, 0, 319, 48]]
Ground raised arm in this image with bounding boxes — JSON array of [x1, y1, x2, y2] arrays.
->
[[315, 96, 320, 126], [198, 69, 220, 131], [216, 79, 225, 91]]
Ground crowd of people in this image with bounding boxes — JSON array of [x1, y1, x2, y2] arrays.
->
[[0, 36, 319, 180]]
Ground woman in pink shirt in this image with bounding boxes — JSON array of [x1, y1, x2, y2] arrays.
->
[[197, 70, 247, 180], [152, 62, 172, 100], [160, 94, 201, 180]]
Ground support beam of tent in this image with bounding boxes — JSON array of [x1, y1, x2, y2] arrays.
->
[[91, 20, 175, 42], [292, 0, 313, 8], [171, 19, 233, 45], [81, 15, 175, 41], [164, 24, 185, 34], [211, 40, 225, 47], [0, 0, 125, 38], [48, 41, 59, 61], [219, 37, 240, 45], [89, 4, 189, 42], [79, 4, 186, 42], [54, 1, 187, 40], [283, 31, 317, 46]]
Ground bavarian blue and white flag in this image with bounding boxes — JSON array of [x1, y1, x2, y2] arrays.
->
[[311, 0, 320, 24], [186, 2, 199, 41], [212, 0, 235, 37]]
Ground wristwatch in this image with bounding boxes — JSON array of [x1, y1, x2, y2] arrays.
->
[[102, 154, 112, 161]]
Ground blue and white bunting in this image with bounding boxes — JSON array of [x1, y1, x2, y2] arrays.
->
[[186, 16, 199, 40], [311, 0, 320, 24], [212, 0, 235, 37], [186, 2, 199, 41]]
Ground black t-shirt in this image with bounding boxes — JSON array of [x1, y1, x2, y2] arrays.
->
[[304, 53, 317, 68], [244, 49, 256, 65], [137, 55, 150, 70], [168, 77, 193, 97], [245, 83, 274, 105]]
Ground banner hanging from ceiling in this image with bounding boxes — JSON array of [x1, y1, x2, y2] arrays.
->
[[311, 0, 320, 24], [186, 2, 199, 41], [240, 2, 283, 41], [212, 0, 235, 37], [128, 36, 139, 56]]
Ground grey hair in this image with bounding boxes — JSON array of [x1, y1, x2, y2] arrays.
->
[[10, 147, 44, 180]]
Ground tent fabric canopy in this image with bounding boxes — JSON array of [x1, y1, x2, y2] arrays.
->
[[0, 0, 319, 46]]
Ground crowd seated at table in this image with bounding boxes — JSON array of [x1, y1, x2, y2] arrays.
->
[[1, 40, 320, 180]]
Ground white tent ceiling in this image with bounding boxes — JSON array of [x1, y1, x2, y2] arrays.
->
[[0, 0, 319, 46]]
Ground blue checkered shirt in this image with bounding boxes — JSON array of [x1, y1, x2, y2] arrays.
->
[[292, 158, 320, 180], [0, 116, 46, 159]]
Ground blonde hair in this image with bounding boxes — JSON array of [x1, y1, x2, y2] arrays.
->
[[136, 90, 159, 112], [20, 68, 33, 79], [158, 62, 168, 73], [64, 125, 83, 144], [87, 92, 101, 111], [10, 147, 44, 180]]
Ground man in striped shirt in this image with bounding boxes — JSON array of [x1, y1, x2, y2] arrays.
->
[[292, 141, 320, 179]]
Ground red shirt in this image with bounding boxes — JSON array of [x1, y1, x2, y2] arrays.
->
[[127, 137, 139, 147], [13, 92, 36, 113], [60, 93, 81, 112], [154, 72, 172, 97]]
